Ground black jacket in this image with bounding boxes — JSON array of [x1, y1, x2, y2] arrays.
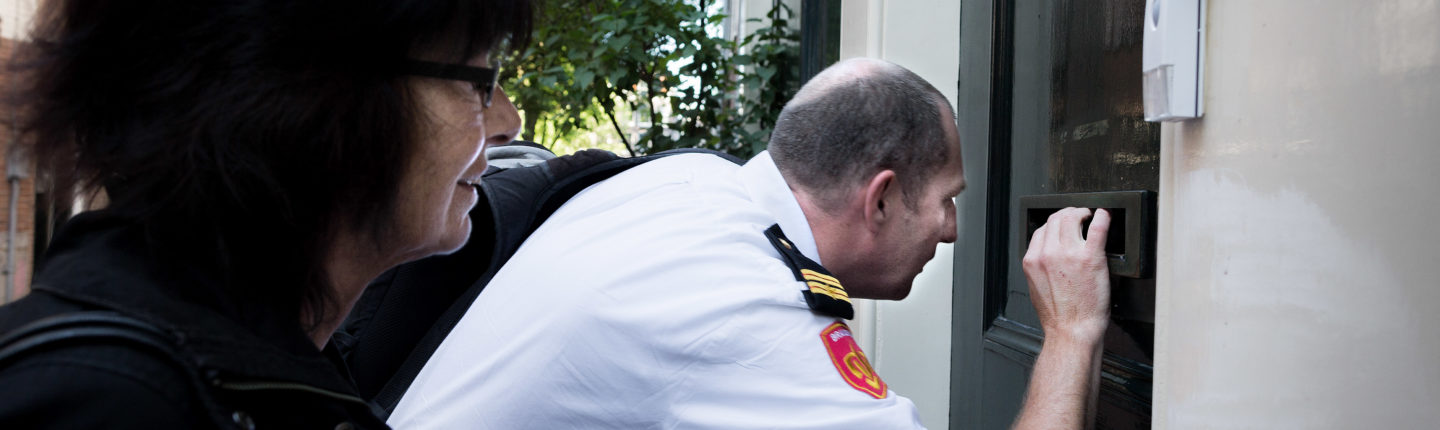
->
[[0, 212, 388, 429]]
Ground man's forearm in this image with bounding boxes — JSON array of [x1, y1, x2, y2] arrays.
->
[[1011, 329, 1104, 430]]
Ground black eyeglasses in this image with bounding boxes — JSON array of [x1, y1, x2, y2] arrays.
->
[[402, 60, 499, 107]]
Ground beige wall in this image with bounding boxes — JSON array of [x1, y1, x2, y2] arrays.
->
[[1156, 0, 1440, 427], [840, 1, 960, 429]]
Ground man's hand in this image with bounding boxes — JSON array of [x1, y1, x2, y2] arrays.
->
[[1022, 207, 1112, 342], [1012, 207, 1111, 430]]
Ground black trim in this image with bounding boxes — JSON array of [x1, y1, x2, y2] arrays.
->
[[980, 0, 1015, 330]]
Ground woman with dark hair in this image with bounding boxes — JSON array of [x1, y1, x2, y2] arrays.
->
[[0, 0, 531, 427]]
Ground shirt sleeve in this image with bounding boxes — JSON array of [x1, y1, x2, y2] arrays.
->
[[668, 290, 927, 430]]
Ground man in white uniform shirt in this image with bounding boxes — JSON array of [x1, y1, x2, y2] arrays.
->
[[389, 58, 1113, 429]]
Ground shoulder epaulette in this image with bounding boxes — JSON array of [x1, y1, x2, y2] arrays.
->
[[764, 224, 853, 320]]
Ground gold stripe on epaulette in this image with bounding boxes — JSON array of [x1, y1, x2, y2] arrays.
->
[[800, 269, 841, 286], [809, 287, 851, 303], [806, 279, 846, 297], [807, 281, 851, 302], [806, 280, 848, 296], [803, 274, 844, 293]]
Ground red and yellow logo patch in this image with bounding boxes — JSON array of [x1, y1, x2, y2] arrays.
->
[[819, 322, 886, 399]]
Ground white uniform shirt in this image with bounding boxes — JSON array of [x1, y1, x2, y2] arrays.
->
[[389, 152, 924, 429]]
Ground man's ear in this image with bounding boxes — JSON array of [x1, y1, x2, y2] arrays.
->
[[862, 170, 897, 231]]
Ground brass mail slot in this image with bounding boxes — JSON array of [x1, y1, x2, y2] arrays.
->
[[1019, 191, 1156, 278]]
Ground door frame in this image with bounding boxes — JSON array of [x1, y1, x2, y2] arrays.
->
[[950, 0, 1014, 427]]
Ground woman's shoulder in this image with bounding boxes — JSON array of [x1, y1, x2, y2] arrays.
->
[[0, 292, 208, 427], [0, 341, 203, 428]]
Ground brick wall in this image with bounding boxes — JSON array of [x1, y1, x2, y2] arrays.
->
[[1, 33, 39, 303]]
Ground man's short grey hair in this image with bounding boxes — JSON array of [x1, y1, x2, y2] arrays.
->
[[769, 58, 953, 211]]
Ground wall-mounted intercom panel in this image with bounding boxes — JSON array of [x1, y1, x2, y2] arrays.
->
[[1143, 0, 1205, 121]]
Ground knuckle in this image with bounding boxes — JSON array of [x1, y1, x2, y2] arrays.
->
[[1061, 208, 1082, 223]]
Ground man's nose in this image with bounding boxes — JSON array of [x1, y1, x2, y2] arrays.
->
[[939, 200, 958, 244], [484, 86, 521, 146]]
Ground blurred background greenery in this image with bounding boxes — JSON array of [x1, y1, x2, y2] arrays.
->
[[503, 0, 800, 159]]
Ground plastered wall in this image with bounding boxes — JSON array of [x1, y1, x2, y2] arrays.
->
[[1155, 0, 1440, 427]]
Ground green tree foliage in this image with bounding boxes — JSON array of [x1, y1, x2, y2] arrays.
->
[[505, 0, 799, 159]]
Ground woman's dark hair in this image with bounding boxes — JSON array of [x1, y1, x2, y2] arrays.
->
[[13, 0, 532, 329]]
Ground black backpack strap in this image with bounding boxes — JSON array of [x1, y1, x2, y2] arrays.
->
[[368, 148, 743, 416], [0, 311, 173, 364], [0, 311, 234, 427]]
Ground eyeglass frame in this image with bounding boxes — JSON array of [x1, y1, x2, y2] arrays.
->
[[401, 60, 500, 108]]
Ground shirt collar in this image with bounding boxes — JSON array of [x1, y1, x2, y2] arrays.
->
[[739, 151, 822, 265]]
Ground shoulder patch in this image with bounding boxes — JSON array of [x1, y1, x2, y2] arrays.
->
[[764, 224, 854, 319], [819, 322, 887, 399]]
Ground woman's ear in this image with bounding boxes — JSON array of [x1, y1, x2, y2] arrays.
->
[[862, 170, 897, 232]]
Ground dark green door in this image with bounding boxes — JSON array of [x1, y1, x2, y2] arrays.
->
[[951, 0, 1158, 428]]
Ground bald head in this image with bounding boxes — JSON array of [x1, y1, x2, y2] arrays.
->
[[787, 58, 902, 106], [769, 58, 954, 211]]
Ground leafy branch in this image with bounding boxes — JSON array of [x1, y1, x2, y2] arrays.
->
[[506, 0, 800, 159]]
